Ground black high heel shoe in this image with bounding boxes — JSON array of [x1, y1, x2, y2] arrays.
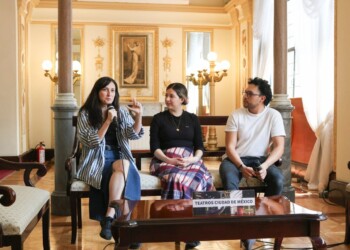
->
[[185, 241, 201, 249], [99, 216, 113, 240], [129, 242, 141, 249]]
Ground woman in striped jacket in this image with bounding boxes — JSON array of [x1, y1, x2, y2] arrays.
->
[[76, 76, 144, 241]]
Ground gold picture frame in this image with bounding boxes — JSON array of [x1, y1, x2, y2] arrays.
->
[[111, 25, 159, 102]]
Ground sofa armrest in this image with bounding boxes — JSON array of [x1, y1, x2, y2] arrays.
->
[[0, 186, 16, 206], [132, 150, 154, 170], [0, 158, 47, 187]]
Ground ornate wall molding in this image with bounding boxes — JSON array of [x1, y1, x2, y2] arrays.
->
[[93, 36, 106, 77], [161, 37, 173, 95], [18, 0, 39, 152], [226, 0, 253, 108]]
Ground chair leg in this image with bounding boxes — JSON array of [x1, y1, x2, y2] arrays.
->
[[274, 237, 283, 249], [77, 197, 82, 228], [345, 199, 350, 244], [12, 236, 23, 250], [42, 202, 50, 250], [70, 194, 78, 244]]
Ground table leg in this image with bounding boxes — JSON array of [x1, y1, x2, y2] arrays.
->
[[114, 242, 130, 250], [345, 199, 350, 244], [273, 237, 283, 250], [310, 236, 327, 250], [113, 235, 131, 250]]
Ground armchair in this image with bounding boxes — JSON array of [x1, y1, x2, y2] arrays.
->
[[0, 157, 50, 250]]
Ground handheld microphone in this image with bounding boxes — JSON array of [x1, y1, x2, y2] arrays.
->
[[255, 166, 262, 171], [107, 104, 118, 124]]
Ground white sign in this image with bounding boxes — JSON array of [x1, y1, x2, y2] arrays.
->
[[193, 197, 255, 208]]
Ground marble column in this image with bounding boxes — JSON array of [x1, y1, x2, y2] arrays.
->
[[269, 0, 295, 201], [51, 0, 78, 215]]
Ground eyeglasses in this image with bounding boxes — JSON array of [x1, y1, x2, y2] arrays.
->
[[242, 91, 261, 98]]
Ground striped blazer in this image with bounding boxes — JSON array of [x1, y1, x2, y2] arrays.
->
[[75, 106, 144, 193]]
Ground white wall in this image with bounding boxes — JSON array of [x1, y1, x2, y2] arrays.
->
[[336, 0, 350, 182], [28, 24, 53, 148], [213, 28, 236, 116], [0, 0, 19, 155]]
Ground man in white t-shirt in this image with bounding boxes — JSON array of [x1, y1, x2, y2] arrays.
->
[[219, 77, 286, 249]]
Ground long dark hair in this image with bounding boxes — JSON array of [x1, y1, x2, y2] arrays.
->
[[79, 76, 120, 128]]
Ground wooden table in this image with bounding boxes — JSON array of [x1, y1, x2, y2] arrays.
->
[[110, 195, 327, 250]]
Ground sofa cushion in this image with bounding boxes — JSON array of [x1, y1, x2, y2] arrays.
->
[[70, 169, 265, 194], [209, 169, 265, 189], [139, 171, 161, 190], [71, 179, 90, 192], [71, 171, 162, 192], [0, 185, 50, 235]]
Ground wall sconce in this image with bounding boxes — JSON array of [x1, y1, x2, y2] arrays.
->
[[41, 59, 81, 84], [187, 51, 230, 151]]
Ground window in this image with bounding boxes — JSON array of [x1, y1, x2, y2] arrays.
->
[[185, 31, 212, 114], [287, 0, 300, 98]]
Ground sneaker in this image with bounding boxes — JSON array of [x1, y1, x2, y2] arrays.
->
[[241, 239, 256, 250], [99, 216, 113, 240], [129, 243, 141, 249], [185, 241, 201, 249]]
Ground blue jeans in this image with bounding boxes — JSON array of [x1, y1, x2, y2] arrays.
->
[[89, 149, 120, 221], [89, 149, 141, 221], [219, 156, 284, 196]]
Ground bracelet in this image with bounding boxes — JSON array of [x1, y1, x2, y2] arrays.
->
[[238, 163, 244, 170]]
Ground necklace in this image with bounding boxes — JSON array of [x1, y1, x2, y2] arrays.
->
[[171, 114, 182, 132]]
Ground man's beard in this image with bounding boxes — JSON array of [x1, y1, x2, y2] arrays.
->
[[243, 100, 249, 108], [243, 101, 257, 110]]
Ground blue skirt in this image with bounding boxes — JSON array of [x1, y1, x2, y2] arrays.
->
[[89, 149, 140, 221]]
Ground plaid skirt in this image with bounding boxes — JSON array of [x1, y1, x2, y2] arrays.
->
[[150, 147, 214, 199]]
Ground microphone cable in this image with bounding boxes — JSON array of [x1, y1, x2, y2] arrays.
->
[[121, 154, 126, 198], [115, 115, 126, 199]]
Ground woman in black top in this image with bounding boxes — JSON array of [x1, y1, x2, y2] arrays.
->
[[150, 83, 214, 200], [150, 83, 214, 249]]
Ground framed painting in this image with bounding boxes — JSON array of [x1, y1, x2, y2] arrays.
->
[[111, 26, 159, 102]]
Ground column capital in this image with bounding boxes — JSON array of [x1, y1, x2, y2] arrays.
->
[[270, 94, 293, 110], [226, 0, 253, 25], [51, 93, 78, 109]]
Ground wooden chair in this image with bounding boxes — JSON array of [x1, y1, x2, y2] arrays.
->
[[0, 157, 50, 250], [65, 115, 279, 244], [65, 116, 164, 243]]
